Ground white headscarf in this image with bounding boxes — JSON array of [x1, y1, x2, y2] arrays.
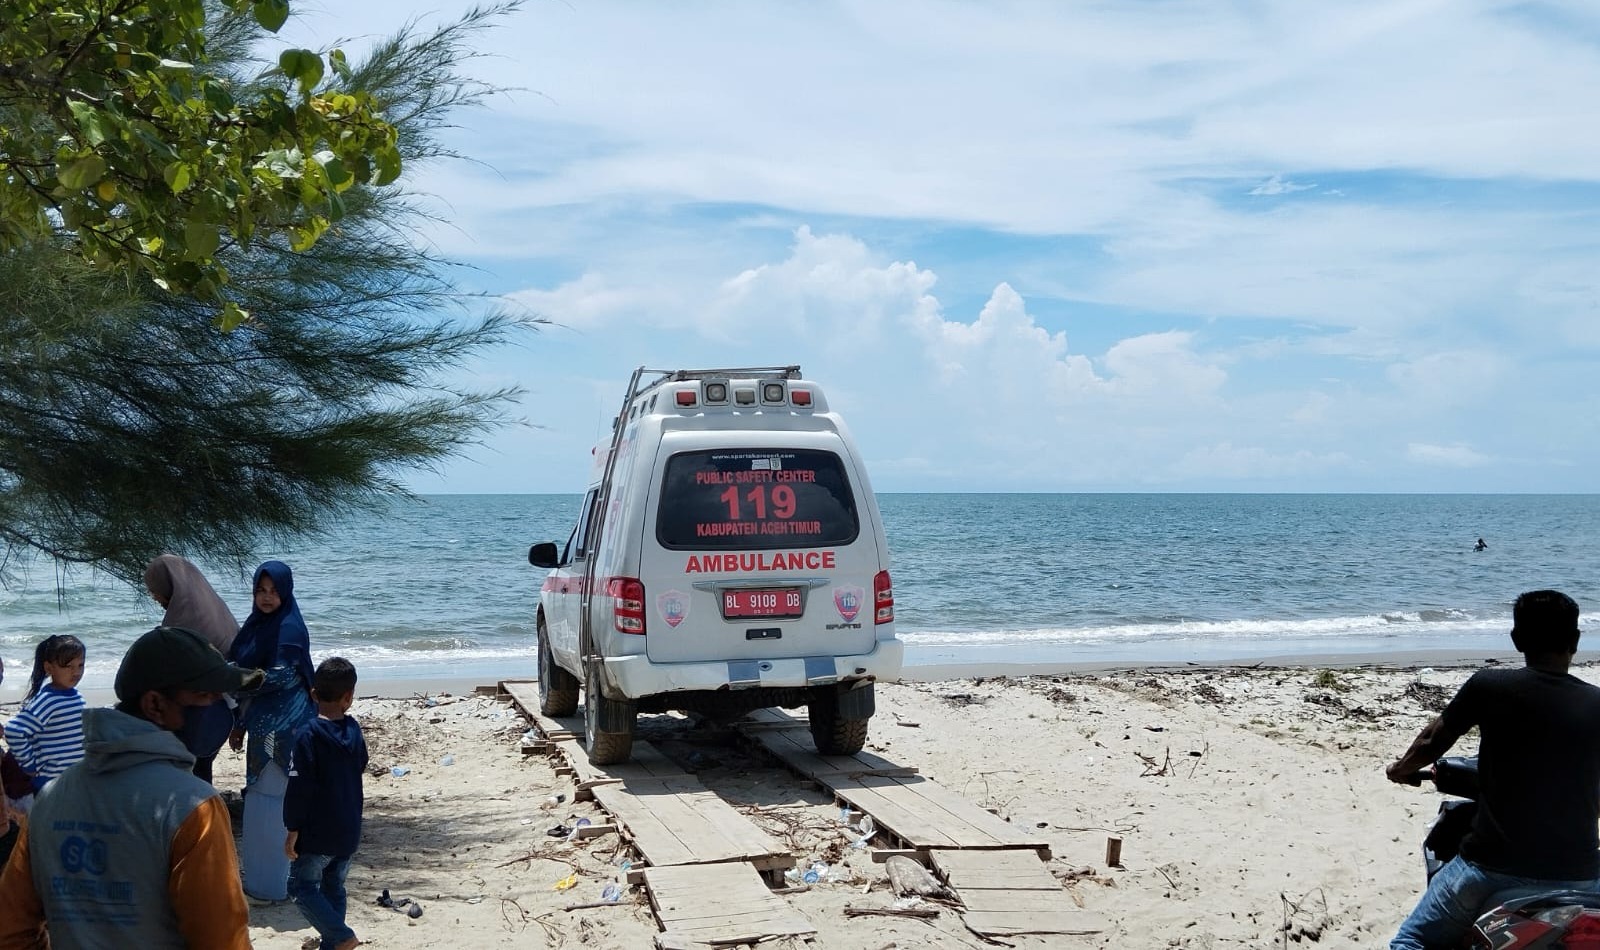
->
[[143, 554, 240, 656]]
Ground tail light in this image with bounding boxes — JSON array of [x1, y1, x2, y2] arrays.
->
[[606, 577, 646, 634], [873, 570, 894, 625]]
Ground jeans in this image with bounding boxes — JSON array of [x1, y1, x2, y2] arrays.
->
[[1392, 855, 1600, 949], [288, 852, 355, 950]]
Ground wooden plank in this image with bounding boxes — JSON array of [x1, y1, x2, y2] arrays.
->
[[601, 742, 691, 783], [833, 775, 1049, 855], [552, 739, 619, 796], [829, 778, 961, 848], [870, 849, 925, 864], [645, 863, 815, 945], [594, 776, 790, 869], [930, 850, 1104, 937], [930, 848, 1054, 881], [737, 714, 917, 780], [573, 823, 617, 841], [499, 681, 586, 738]]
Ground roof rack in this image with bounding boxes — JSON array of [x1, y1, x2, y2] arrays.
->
[[635, 365, 801, 398]]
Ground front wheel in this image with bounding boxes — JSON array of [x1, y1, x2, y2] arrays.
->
[[537, 619, 579, 717], [808, 683, 872, 755], [584, 660, 635, 766]]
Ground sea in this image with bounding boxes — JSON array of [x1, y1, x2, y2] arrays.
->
[[4, 493, 1599, 695]]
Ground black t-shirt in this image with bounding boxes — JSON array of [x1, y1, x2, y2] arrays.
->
[[1440, 667, 1600, 879]]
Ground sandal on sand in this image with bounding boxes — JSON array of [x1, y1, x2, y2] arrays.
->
[[376, 888, 424, 918]]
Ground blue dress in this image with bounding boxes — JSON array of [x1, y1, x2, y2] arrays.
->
[[230, 560, 318, 900]]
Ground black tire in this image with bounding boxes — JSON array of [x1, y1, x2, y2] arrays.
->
[[537, 619, 579, 717], [808, 690, 870, 755], [584, 661, 635, 765]]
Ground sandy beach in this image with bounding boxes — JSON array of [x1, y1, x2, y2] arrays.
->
[[229, 653, 1543, 949], [3, 652, 1565, 948]]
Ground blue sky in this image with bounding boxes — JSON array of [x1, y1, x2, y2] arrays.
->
[[283, 1, 1600, 494]]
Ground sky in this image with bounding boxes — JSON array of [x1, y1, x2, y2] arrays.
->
[[282, 0, 1600, 494]]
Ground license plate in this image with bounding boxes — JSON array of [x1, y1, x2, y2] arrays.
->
[[721, 587, 804, 619]]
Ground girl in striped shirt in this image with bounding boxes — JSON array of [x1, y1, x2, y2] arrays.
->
[[3, 635, 87, 796]]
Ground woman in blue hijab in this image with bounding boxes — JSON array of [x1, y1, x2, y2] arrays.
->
[[229, 560, 317, 902]]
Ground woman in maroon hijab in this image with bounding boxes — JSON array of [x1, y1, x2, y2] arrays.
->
[[143, 554, 242, 782]]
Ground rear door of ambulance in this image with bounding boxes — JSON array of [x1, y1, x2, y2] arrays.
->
[[638, 431, 881, 664]]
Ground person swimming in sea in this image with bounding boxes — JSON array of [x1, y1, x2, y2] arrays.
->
[[1474, 537, 1488, 552]]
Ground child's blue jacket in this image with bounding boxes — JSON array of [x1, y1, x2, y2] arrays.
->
[[284, 715, 368, 857]]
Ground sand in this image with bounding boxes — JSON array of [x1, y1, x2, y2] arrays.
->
[[6, 653, 1573, 948]]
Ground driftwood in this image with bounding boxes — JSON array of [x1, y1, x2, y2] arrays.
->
[[884, 855, 951, 899], [844, 905, 941, 920]]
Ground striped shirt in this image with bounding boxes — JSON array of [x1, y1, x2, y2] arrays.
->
[[3, 685, 86, 783]]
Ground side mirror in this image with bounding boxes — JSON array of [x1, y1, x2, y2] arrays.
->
[[528, 542, 560, 569]]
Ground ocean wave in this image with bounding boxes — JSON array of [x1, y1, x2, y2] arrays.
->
[[899, 611, 1505, 647]]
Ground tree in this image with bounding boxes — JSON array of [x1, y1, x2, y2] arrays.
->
[[0, 3, 531, 584], [1, 0, 405, 318]]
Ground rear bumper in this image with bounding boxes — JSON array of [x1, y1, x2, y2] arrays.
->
[[599, 638, 904, 701]]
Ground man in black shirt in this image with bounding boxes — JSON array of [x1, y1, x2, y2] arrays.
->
[[1387, 589, 1600, 949]]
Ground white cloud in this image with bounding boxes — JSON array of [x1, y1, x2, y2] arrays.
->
[[1407, 442, 1491, 468], [1249, 175, 1315, 196], [1385, 350, 1508, 408], [1175, 442, 1353, 481], [271, 1, 1600, 492], [504, 273, 669, 331]]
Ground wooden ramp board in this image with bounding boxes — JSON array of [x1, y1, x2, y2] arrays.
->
[[931, 849, 1106, 937], [550, 739, 689, 797], [736, 708, 1044, 857], [593, 775, 795, 873], [497, 680, 583, 739], [829, 774, 1051, 858], [736, 709, 918, 779], [645, 862, 815, 947]]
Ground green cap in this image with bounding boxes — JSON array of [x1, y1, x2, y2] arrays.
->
[[114, 626, 265, 703]]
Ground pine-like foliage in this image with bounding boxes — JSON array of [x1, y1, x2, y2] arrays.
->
[[0, 4, 530, 584]]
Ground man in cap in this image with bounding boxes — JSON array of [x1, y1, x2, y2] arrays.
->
[[0, 626, 265, 949], [1386, 589, 1600, 949]]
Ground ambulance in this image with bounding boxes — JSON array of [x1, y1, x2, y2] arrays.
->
[[528, 366, 903, 764]]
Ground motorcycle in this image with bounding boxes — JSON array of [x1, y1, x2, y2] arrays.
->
[[1414, 756, 1600, 948]]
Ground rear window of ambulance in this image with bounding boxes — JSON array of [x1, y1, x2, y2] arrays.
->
[[656, 449, 860, 550]]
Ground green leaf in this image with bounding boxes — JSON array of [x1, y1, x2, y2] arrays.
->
[[372, 145, 402, 187], [278, 49, 325, 96], [67, 101, 113, 147], [163, 162, 194, 194], [252, 0, 290, 33], [322, 155, 353, 192], [58, 155, 108, 191], [185, 220, 220, 259], [216, 301, 251, 332], [288, 215, 329, 252]]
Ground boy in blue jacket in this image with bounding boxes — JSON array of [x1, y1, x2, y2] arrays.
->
[[284, 657, 369, 950]]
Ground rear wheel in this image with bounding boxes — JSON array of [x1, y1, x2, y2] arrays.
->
[[584, 660, 635, 765], [808, 684, 872, 755], [537, 619, 579, 717]]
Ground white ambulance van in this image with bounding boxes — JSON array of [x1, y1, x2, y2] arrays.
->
[[528, 366, 903, 764]]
